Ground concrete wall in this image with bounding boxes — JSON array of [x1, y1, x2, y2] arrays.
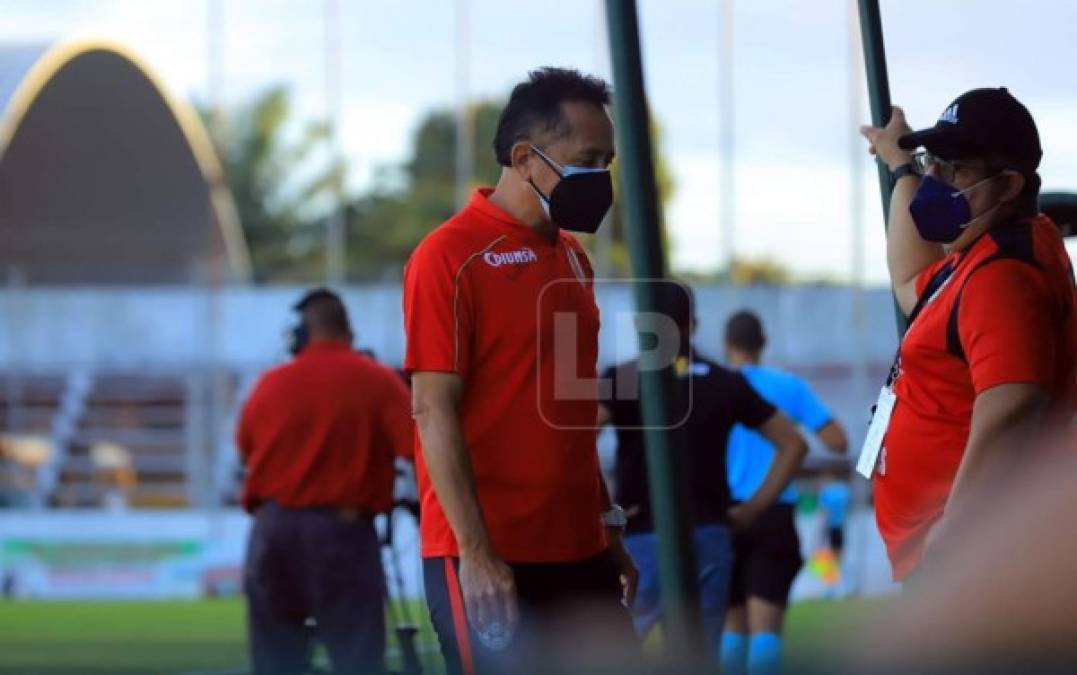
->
[[1, 283, 901, 481], [0, 283, 899, 371]]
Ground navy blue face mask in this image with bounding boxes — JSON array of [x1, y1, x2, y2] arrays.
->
[[909, 174, 999, 243]]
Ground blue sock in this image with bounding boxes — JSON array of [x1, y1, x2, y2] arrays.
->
[[719, 632, 748, 675], [748, 632, 782, 675]]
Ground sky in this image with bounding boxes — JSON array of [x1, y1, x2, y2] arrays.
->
[[2, 0, 1076, 285]]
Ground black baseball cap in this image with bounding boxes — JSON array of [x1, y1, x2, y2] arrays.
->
[[899, 87, 1042, 172]]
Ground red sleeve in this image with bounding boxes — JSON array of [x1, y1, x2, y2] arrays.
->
[[958, 260, 1057, 394], [236, 375, 268, 461], [563, 234, 595, 287], [402, 235, 473, 373], [379, 370, 415, 460]]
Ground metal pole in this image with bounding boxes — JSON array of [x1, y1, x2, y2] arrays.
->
[[325, 0, 346, 285], [454, 0, 474, 210], [4, 267, 26, 435], [207, 0, 224, 140], [848, 0, 866, 294], [718, 0, 736, 275], [856, 0, 906, 334], [593, 0, 614, 278], [848, 0, 869, 394], [604, 0, 704, 660]]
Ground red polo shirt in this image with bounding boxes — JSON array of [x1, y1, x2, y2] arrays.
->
[[875, 214, 1077, 579], [403, 188, 606, 563], [236, 341, 413, 513]]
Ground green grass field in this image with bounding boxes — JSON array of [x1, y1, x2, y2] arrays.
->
[[0, 597, 885, 674]]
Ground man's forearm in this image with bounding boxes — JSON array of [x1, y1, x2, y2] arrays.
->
[[597, 466, 613, 511], [746, 415, 807, 513], [860, 106, 944, 313], [947, 384, 1048, 509], [747, 442, 805, 513], [415, 402, 494, 556]]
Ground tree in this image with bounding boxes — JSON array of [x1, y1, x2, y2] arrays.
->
[[204, 86, 341, 282], [343, 101, 502, 279], [588, 115, 675, 277], [344, 102, 676, 280], [727, 256, 793, 285]]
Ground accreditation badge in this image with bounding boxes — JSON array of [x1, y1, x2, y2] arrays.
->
[[857, 387, 897, 479]]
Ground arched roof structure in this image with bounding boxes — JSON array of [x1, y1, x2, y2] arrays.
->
[[0, 39, 250, 284]]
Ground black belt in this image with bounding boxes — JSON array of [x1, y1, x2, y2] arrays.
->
[[260, 500, 375, 522]]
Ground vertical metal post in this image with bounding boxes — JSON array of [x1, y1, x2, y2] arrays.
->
[[325, 0, 346, 285], [718, 0, 736, 274], [207, 0, 224, 141], [592, 0, 614, 278], [4, 267, 26, 435], [454, 0, 474, 210], [848, 0, 869, 400], [604, 0, 704, 660], [856, 0, 906, 334]]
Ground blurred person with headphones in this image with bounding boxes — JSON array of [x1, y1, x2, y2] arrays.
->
[[236, 288, 413, 675]]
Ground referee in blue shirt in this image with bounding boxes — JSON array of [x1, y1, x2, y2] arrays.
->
[[720, 310, 848, 675]]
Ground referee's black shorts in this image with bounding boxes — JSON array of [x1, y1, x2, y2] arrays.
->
[[728, 502, 803, 608]]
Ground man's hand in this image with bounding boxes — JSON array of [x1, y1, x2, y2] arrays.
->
[[731, 411, 807, 532], [606, 527, 639, 607], [860, 104, 945, 313], [860, 105, 915, 170], [458, 547, 518, 641], [727, 501, 762, 532], [413, 372, 518, 640]]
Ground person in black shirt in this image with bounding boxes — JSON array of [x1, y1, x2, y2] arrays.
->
[[597, 284, 807, 661]]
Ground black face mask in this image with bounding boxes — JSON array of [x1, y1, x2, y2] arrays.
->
[[528, 145, 613, 234]]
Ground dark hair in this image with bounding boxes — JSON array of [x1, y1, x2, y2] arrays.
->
[[1016, 171, 1041, 217], [294, 287, 351, 335], [725, 310, 766, 353], [493, 67, 611, 167], [986, 154, 1041, 217], [658, 281, 695, 329]]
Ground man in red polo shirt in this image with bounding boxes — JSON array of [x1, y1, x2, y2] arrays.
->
[[237, 288, 413, 675], [860, 88, 1076, 581], [404, 68, 637, 674]]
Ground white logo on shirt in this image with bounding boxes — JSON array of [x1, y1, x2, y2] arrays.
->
[[939, 104, 959, 125], [483, 247, 538, 267]]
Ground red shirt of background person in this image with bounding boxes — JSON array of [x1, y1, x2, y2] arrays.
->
[[237, 290, 413, 513], [860, 88, 1077, 580]]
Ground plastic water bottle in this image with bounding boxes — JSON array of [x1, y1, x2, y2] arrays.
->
[[476, 621, 512, 651]]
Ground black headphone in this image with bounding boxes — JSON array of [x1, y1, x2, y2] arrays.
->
[[287, 287, 350, 356], [287, 321, 310, 356]]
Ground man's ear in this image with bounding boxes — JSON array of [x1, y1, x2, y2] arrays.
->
[[1000, 170, 1026, 202], [509, 142, 534, 181]]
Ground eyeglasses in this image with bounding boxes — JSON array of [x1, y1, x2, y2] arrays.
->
[[530, 144, 610, 176], [911, 151, 990, 185]]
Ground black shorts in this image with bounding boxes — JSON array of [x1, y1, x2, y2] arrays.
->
[[729, 503, 803, 608], [423, 549, 637, 675], [828, 526, 845, 552]]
